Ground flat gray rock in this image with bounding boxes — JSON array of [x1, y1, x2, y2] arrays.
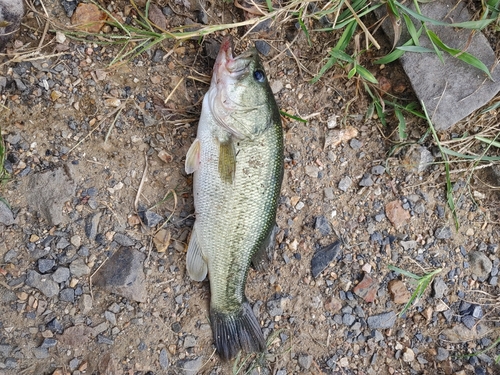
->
[[92, 247, 147, 303], [26, 165, 76, 226], [376, 0, 500, 130], [311, 240, 342, 278], [25, 270, 60, 298], [0, 200, 15, 225]]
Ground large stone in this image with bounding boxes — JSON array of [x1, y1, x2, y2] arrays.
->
[[0, 200, 15, 225], [92, 247, 147, 303], [0, 0, 24, 51], [25, 270, 59, 298], [376, 0, 500, 130], [26, 166, 76, 226]]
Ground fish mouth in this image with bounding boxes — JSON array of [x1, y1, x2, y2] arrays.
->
[[213, 37, 254, 83]]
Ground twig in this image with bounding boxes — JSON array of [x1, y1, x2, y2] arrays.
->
[[134, 152, 149, 212]]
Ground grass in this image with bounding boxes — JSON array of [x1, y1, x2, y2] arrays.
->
[[388, 264, 442, 317]]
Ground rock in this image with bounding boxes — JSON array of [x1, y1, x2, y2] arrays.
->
[[267, 298, 284, 317], [85, 212, 102, 241], [52, 267, 70, 283], [70, 258, 90, 277], [141, 210, 163, 227], [367, 311, 397, 329], [349, 138, 363, 149], [148, 3, 166, 30], [26, 166, 76, 226], [159, 348, 169, 370], [435, 226, 452, 240], [388, 279, 411, 304], [468, 251, 492, 280], [32, 347, 49, 359], [359, 174, 374, 187], [311, 240, 341, 278], [41, 338, 57, 348], [59, 288, 75, 303], [338, 176, 352, 192], [80, 294, 93, 314], [353, 273, 378, 303], [61, 0, 78, 17], [371, 165, 385, 175], [436, 347, 449, 361], [305, 165, 319, 178], [92, 247, 147, 303], [324, 296, 342, 313], [400, 240, 418, 251], [25, 270, 59, 297], [113, 233, 135, 246], [385, 200, 410, 229], [47, 318, 64, 334], [402, 347, 415, 362], [325, 126, 359, 148], [314, 216, 331, 236], [178, 356, 203, 375], [432, 277, 448, 298], [0, 200, 15, 225], [255, 40, 271, 56], [183, 335, 197, 348], [342, 314, 355, 326], [323, 187, 334, 200], [403, 145, 434, 173], [0, 0, 24, 51], [38, 258, 55, 273], [376, 0, 500, 130], [298, 354, 313, 370]]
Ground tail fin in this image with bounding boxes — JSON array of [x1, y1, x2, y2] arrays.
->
[[210, 301, 265, 361]]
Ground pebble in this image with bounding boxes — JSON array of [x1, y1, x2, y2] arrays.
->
[[385, 200, 411, 229], [70, 235, 81, 247], [143, 210, 163, 227], [267, 298, 284, 316], [159, 348, 169, 370], [402, 347, 415, 362], [314, 216, 331, 236], [32, 347, 49, 359], [52, 267, 70, 283], [436, 347, 449, 361], [468, 251, 492, 279], [305, 165, 319, 178], [183, 335, 197, 348], [41, 338, 57, 348], [350, 139, 362, 149], [310, 240, 341, 278], [92, 247, 147, 303], [85, 212, 102, 241], [367, 311, 397, 329], [80, 294, 93, 314], [353, 273, 378, 303], [371, 165, 385, 175], [338, 176, 352, 192], [104, 311, 117, 325], [0, 200, 15, 225], [388, 280, 411, 304], [179, 356, 203, 375], [38, 258, 55, 273], [400, 240, 418, 250], [342, 314, 355, 326], [359, 174, 374, 187], [56, 237, 70, 249], [70, 259, 90, 277], [25, 270, 59, 298], [59, 288, 75, 303], [113, 233, 135, 246], [324, 187, 334, 200], [432, 277, 448, 298], [461, 315, 476, 330], [47, 318, 64, 334], [435, 226, 452, 240], [298, 354, 313, 370]]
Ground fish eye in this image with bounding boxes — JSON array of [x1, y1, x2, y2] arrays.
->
[[253, 70, 265, 83]]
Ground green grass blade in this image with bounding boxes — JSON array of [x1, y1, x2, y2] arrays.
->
[[439, 147, 500, 161], [388, 265, 420, 279], [280, 111, 307, 123], [356, 65, 378, 83], [402, 13, 419, 45], [347, 67, 356, 79], [298, 7, 312, 47], [475, 136, 500, 148], [427, 30, 493, 79], [395, 108, 407, 140], [397, 2, 494, 29], [397, 45, 434, 52], [329, 49, 355, 63]]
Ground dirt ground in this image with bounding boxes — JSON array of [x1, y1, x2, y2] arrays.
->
[[1, 1, 499, 374]]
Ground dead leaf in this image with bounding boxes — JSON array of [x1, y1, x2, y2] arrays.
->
[[153, 229, 171, 252], [71, 4, 107, 33]]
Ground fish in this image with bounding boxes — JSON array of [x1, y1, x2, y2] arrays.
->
[[184, 36, 284, 360]]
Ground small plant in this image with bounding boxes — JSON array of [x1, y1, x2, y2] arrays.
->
[[388, 264, 442, 317], [461, 336, 500, 364], [0, 125, 8, 183]]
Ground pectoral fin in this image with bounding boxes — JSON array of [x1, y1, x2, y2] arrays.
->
[[185, 138, 201, 174], [186, 226, 208, 281], [218, 140, 236, 184], [252, 224, 278, 272]]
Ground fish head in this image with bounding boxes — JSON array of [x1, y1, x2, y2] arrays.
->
[[208, 37, 279, 139]]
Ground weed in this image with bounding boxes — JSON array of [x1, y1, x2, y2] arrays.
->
[[388, 264, 442, 317]]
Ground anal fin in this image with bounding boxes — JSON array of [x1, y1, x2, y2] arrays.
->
[[186, 226, 207, 281], [252, 224, 278, 272]]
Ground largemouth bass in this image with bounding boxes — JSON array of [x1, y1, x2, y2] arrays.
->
[[184, 37, 284, 360]]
